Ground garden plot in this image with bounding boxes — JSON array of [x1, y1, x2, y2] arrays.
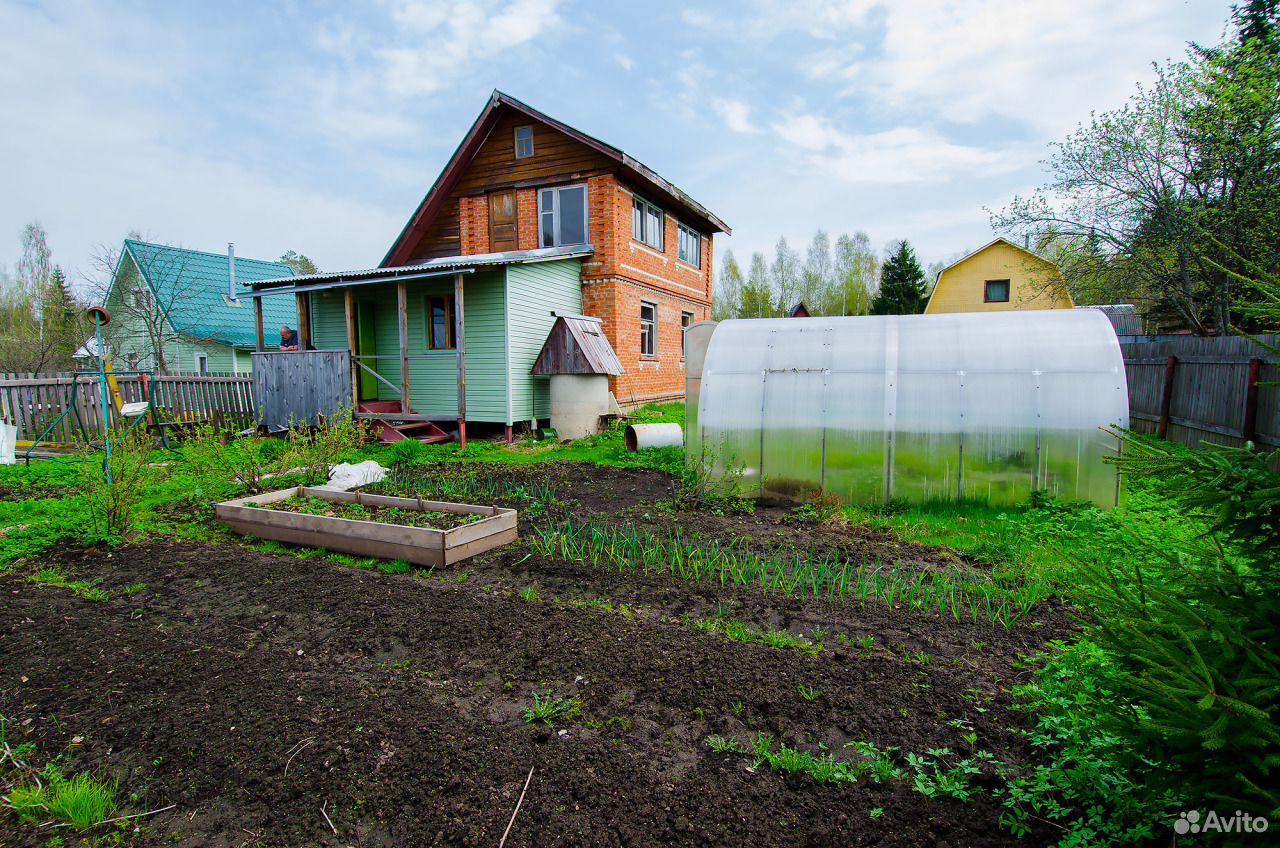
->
[[0, 460, 1071, 847], [215, 486, 517, 566]]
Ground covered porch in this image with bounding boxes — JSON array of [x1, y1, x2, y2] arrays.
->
[[242, 248, 589, 445]]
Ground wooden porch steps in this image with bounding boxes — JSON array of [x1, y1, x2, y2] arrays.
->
[[357, 401, 452, 445]]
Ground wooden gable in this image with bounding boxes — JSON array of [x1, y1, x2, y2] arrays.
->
[[383, 91, 730, 268], [395, 108, 617, 265]]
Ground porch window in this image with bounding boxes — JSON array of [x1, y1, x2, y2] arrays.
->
[[984, 279, 1011, 303], [677, 223, 701, 267], [632, 195, 664, 250], [640, 301, 656, 357], [538, 184, 588, 247], [681, 311, 694, 357], [427, 295, 455, 350], [514, 125, 534, 159]]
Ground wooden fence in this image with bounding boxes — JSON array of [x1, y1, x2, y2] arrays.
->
[[1122, 335, 1279, 450], [0, 371, 256, 443]]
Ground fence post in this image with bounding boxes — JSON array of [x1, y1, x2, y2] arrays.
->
[[1157, 355, 1178, 439], [1242, 357, 1263, 443]]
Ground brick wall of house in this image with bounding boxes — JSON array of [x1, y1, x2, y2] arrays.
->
[[457, 173, 716, 406]]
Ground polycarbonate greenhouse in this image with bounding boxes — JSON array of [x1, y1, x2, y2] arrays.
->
[[685, 310, 1129, 508]]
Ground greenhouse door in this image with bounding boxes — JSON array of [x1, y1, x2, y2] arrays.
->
[[758, 370, 828, 500]]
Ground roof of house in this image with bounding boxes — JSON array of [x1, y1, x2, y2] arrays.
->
[[381, 90, 731, 268], [244, 245, 594, 294], [114, 240, 297, 349], [532, 314, 624, 376], [1081, 304, 1144, 336], [788, 302, 811, 318], [933, 237, 1057, 283]]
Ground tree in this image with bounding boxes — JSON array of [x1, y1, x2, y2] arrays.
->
[[993, 4, 1280, 334], [279, 250, 319, 276], [801, 230, 832, 313], [740, 252, 775, 318], [713, 250, 744, 320], [0, 222, 81, 372], [770, 237, 800, 314], [869, 240, 928, 315], [832, 232, 878, 316]]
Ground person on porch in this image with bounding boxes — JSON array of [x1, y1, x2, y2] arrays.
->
[[279, 325, 299, 351]]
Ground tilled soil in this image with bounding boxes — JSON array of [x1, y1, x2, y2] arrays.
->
[[0, 462, 1064, 847]]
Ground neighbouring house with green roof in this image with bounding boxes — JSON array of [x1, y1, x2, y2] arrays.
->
[[100, 240, 297, 374]]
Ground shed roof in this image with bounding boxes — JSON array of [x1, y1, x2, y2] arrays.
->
[[113, 240, 297, 349], [382, 90, 730, 268], [244, 245, 594, 295], [532, 315, 624, 376]]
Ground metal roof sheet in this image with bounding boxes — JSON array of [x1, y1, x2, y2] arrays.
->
[[119, 240, 297, 348], [246, 245, 594, 291], [532, 314, 624, 376]]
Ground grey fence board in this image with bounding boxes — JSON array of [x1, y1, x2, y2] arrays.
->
[[0, 371, 256, 441], [252, 350, 352, 428], [1122, 335, 1279, 450]]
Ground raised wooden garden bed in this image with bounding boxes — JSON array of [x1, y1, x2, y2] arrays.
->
[[215, 487, 517, 567]]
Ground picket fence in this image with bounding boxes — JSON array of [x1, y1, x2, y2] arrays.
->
[[0, 371, 256, 443]]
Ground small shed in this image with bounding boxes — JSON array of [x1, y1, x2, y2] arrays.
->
[[788, 302, 811, 318], [532, 315, 624, 439]]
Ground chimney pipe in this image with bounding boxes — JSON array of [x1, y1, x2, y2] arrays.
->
[[228, 243, 237, 301]]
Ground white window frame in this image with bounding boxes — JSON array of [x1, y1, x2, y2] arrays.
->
[[681, 311, 694, 357], [640, 301, 657, 358], [677, 223, 702, 268], [538, 184, 589, 248], [514, 125, 534, 159], [194, 352, 209, 375], [632, 195, 664, 250]]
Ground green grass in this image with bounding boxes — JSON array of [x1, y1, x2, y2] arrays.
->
[[691, 615, 821, 654], [6, 766, 117, 830]]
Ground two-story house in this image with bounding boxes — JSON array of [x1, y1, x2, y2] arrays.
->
[[244, 91, 729, 441]]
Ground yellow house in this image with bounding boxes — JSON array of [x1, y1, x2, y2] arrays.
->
[[925, 237, 1074, 314]]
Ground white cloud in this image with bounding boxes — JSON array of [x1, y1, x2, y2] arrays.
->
[[713, 99, 763, 134], [771, 113, 1014, 183], [614, 52, 635, 72], [375, 0, 564, 96]]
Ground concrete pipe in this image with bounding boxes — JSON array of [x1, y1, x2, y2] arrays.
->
[[625, 422, 683, 451]]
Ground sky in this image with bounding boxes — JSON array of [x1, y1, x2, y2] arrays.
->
[[0, 0, 1230, 294]]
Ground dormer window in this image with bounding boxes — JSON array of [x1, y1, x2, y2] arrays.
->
[[514, 125, 534, 159]]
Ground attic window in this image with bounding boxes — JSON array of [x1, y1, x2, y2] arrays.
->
[[515, 125, 534, 159], [984, 279, 1011, 303]]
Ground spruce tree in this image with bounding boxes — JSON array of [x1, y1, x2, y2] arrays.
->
[[869, 240, 928, 315]]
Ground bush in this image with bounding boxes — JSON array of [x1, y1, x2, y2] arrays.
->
[[1073, 434, 1280, 818], [179, 421, 289, 498], [78, 429, 156, 542], [283, 409, 375, 486]]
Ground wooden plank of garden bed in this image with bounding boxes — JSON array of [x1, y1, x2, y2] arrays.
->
[[446, 509, 517, 546], [445, 526, 519, 565]]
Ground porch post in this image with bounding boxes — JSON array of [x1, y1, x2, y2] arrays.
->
[[344, 287, 359, 409], [397, 280, 411, 414], [254, 296, 265, 352], [295, 292, 311, 349], [455, 273, 466, 447]]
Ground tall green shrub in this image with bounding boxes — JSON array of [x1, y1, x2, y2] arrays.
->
[[1077, 435, 1280, 816]]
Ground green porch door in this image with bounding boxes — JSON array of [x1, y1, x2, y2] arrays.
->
[[355, 300, 379, 401]]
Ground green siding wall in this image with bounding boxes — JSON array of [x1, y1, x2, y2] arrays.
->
[[309, 291, 348, 348], [506, 260, 583, 422], [306, 272, 512, 422]]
